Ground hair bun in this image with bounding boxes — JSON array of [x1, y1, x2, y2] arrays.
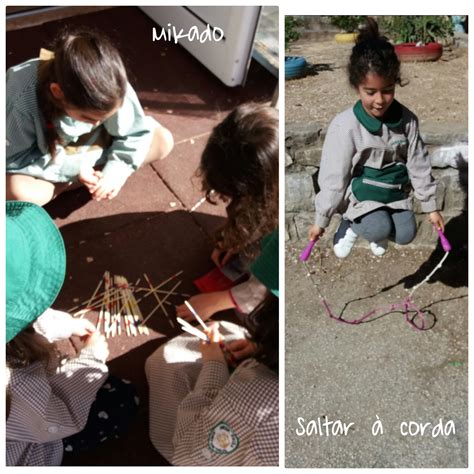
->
[[348, 17, 401, 88], [356, 16, 381, 43]]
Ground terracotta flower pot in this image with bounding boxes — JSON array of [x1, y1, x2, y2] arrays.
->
[[394, 42, 443, 62], [334, 32, 358, 43]]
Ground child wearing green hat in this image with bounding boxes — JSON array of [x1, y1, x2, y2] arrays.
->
[[6, 201, 136, 465]]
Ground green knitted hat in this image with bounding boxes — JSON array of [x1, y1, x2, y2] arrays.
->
[[250, 229, 279, 297], [6, 201, 66, 342]]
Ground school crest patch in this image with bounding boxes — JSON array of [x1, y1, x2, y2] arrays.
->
[[208, 421, 239, 454]]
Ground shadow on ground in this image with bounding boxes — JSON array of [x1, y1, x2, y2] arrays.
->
[[389, 161, 468, 291], [304, 62, 335, 77], [56, 209, 237, 465]]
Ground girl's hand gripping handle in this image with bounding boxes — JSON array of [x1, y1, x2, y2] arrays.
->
[[437, 228, 452, 252], [300, 238, 319, 262]]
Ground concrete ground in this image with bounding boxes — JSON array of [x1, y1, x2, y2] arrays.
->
[[6, 6, 277, 466], [285, 234, 468, 468]]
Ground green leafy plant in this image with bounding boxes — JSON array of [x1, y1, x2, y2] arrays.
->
[[381, 16, 454, 45], [329, 16, 366, 33], [285, 16, 301, 50]]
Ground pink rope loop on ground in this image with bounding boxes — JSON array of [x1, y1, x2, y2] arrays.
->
[[302, 233, 451, 331], [320, 296, 427, 331], [402, 297, 427, 331]]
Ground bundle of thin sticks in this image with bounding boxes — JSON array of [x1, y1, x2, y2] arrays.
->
[[69, 270, 190, 337]]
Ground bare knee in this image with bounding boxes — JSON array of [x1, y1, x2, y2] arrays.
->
[[159, 126, 174, 159], [6, 174, 55, 206], [143, 125, 174, 165]]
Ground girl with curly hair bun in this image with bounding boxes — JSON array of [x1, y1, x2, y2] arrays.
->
[[308, 17, 444, 258]]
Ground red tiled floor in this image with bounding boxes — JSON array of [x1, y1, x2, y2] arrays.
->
[[45, 165, 184, 231]]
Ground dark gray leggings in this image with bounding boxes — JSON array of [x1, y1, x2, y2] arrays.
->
[[351, 208, 417, 244]]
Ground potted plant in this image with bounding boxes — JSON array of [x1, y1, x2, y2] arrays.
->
[[382, 16, 454, 62], [285, 16, 307, 80], [330, 16, 366, 43]]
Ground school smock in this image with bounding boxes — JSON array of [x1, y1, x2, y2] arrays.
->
[[6, 57, 158, 183], [145, 321, 278, 466], [314, 100, 438, 228], [6, 309, 108, 466]]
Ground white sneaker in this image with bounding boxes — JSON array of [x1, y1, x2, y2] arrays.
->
[[370, 239, 388, 256], [333, 221, 358, 258]]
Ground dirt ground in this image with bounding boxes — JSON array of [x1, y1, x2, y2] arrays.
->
[[285, 242, 468, 468], [284, 36, 468, 467], [285, 38, 468, 129]]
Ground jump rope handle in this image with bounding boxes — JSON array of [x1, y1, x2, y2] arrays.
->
[[300, 238, 319, 262], [437, 228, 452, 252]]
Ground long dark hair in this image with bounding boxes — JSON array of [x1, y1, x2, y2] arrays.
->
[[199, 103, 279, 258], [246, 294, 279, 373], [37, 27, 128, 158], [349, 17, 401, 88]]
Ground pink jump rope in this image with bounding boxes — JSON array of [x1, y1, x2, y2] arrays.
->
[[300, 228, 451, 331]]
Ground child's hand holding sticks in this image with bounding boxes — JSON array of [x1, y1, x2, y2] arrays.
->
[[178, 301, 238, 367], [83, 330, 110, 362], [200, 323, 226, 364]]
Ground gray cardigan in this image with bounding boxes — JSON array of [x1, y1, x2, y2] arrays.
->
[[314, 103, 438, 228]]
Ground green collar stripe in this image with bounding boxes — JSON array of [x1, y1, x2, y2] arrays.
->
[[353, 99, 403, 133]]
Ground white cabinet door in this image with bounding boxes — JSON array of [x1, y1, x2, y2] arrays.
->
[[140, 6, 261, 87]]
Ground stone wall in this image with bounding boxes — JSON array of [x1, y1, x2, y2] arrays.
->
[[285, 121, 468, 247]]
